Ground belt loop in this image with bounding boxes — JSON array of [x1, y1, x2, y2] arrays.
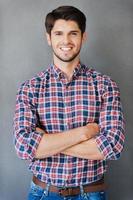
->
[[44, 183, 50, 196], [80, 184, 84, 195], [80, 184, 89, 199]]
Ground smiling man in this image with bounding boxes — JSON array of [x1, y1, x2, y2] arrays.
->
[[13, 6, 125, 200]]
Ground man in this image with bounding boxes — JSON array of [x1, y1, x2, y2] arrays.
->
[[13, 6, 125, 200]]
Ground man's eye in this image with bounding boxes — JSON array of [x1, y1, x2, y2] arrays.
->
[[71, 32, 78, 36], [55, 32, 62, 36]]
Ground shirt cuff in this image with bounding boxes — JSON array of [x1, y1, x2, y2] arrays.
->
[[27, 131, 42, 160], [95, 134, 116, 160]]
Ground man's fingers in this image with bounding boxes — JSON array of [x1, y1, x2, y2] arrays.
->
[[36, 127, 45, 135]]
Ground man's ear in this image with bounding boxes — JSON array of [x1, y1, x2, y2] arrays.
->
[[82, 32, 87, 44], [46, 33, 51, 46]]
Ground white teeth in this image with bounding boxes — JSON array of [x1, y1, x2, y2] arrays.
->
[[60, 47, 72, 51]]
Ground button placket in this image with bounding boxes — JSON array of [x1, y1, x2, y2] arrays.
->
[[63, 84, 71, 129]]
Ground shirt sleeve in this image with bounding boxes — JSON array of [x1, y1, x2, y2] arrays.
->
[[13, 82, 42, 160], [95, 77, 125, 160]]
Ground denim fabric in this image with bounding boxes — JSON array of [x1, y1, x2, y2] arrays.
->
[[28, 181, 107, 200]]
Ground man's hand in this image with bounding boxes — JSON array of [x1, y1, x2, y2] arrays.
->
[[79, 123, 99, 141], [61, 123, 103, 160], [36, 127, 46, 135]]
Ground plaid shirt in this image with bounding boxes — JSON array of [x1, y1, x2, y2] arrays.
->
[[13, 64, 125, 187]]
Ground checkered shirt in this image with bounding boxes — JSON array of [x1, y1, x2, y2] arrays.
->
[[13, 64, 125, 187]]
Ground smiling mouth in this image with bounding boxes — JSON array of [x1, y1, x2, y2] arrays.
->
[[60, 47, 72, 52]]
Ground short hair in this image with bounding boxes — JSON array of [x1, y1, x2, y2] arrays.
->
[[45, 6, 86, 35]]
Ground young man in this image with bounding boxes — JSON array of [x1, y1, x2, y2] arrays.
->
[[13, 6, 125, 200]]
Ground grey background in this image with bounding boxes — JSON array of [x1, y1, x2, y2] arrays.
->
[[0, 0, 132, 199]]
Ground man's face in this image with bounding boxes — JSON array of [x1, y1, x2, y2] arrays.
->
[[46, 19, 86, 64]]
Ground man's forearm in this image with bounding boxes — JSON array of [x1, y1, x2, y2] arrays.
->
[[62, 138, 104, 160], [35, 123, 99, 159]]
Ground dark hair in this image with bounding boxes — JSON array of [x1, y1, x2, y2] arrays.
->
[[45, 6, 86, 35]]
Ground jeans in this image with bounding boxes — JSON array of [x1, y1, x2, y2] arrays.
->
[[28, 181, 107, 200]]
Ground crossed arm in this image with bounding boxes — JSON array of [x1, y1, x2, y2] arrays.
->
[[35, 123, 104, 160]]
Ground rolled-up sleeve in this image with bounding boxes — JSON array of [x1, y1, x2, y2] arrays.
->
[[13, 82, 42, 160], [95, 78, 125, 160]]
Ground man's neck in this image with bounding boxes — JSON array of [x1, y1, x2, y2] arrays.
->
[[53, 59, 80, 80]]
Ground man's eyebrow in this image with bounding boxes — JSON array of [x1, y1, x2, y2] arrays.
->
[[70, 30, 80, 33], [52, 30, 63, 33]]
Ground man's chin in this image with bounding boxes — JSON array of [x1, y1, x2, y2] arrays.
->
[[54, 53, 80, 63]]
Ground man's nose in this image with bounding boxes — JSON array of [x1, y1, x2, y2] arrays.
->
[[63, 35, 70, 44]]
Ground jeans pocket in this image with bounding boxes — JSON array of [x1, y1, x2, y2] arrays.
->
[[28, 181, 45, 200]]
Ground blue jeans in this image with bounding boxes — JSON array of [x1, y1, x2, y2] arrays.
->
[[28, 181, 107, 200]]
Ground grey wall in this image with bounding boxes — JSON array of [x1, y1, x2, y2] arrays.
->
[[0, 0, 132, 199]]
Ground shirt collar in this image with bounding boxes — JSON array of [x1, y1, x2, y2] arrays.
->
[[50, 62, 84, 80]]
